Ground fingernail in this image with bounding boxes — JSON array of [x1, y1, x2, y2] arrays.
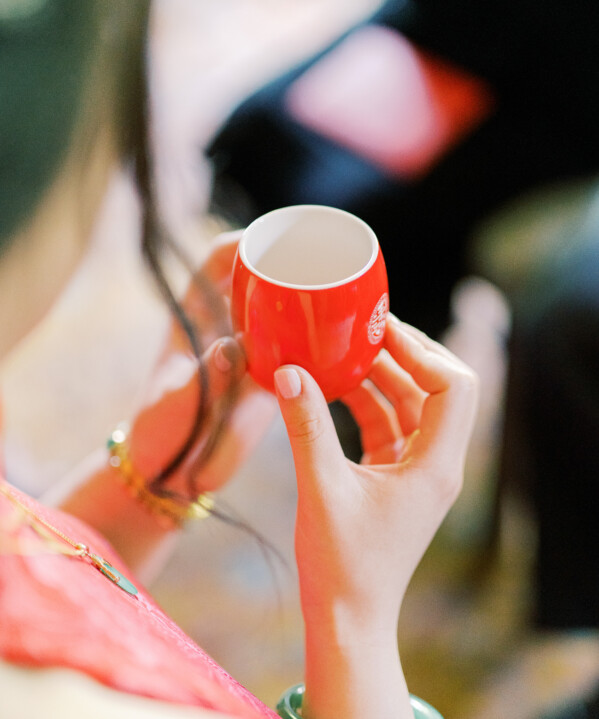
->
[[214, 340, 235, 372], [274, 367, 301, 399]]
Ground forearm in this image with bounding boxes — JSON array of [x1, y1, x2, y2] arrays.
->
[[47, 350, 205, 577], [46, 339, 273, 580], [46, 447, 177, 580]]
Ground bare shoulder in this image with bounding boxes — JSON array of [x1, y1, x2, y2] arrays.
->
[[0, 660, 237, 719]]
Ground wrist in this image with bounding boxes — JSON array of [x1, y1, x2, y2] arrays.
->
[[304, 617, 402, 676], [126, 351, 202, 485], [301, 590, 402, 647], [108, 424, 214, 529], [277, 684, 444, 719], [303, 610, 405, 719]]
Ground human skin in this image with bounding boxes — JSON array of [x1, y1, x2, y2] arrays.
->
[[28, 226, 478, 718], [0, 62, 478, 714], [53, 235, 277, 577], [275, 316, 478, 719], [1, 311, 477, 719]]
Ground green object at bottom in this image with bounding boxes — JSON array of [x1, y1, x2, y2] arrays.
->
[[276, 683, 444, 719]]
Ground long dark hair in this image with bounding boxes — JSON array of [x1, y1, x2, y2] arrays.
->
[[113, 0, 238, 505]]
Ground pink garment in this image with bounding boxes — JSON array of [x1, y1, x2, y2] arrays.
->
[[0, 483, 277, 718]]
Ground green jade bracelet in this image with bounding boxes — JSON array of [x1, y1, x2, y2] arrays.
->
[[276, 683, 444, 719]]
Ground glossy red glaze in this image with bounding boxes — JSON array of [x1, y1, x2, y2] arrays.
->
[[232, 230, 388, 402]]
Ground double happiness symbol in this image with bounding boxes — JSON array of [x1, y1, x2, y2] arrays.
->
[[368, 292, 389, 344]]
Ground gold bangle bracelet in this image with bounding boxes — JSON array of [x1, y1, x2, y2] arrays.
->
[[107, 425, 214, 529]]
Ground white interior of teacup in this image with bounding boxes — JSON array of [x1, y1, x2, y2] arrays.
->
[[241, 205, 378, 289]]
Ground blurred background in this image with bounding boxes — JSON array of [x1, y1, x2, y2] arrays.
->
[[3, 1, 599, 718]]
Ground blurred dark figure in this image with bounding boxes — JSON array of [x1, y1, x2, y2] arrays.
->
[[502, 189, 599, 632], [500, 188, 599, 718], [206, 0, 599, 338]]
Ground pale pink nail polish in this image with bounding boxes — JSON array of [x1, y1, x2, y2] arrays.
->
[[214, 342, 233, 372], [274, 368, 301, 399]]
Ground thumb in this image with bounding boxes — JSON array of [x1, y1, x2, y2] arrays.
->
[[274, 366, 346, 485]]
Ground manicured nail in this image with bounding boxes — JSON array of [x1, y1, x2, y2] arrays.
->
[[214, 340, 235, 372], [274, 367, 301, 399]]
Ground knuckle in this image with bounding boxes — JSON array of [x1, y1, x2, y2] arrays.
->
[[288, 415, 325, 445], [447, 366, 480, 408], [438, 472, 464, 506], [429, 461, 464, 505], [466, 368, 480, 394], [453, 364, 479, 391], [445, 471, 464, 503]]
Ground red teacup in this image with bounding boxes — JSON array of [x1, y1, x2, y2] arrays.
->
[[231, 205, 389, 402]]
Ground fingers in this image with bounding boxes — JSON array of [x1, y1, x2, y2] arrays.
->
[[129, 336, 246, 480], [341, 314, 478, 473], [189, 337, 277, 492], [142, 336, 246, 422], [274, 366, 347, 485], [177, 231, 242, 349], [384, 315, 479, 471], [384, 316, 463, 394], [203, 335, 246, 401], [343, 379, 400, 452], [182, 230, 241, 308], [367, 349, 426, 435], [199, 230, 242, 292]]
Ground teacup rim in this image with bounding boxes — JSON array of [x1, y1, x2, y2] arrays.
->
[[239, 204, 379, 290]]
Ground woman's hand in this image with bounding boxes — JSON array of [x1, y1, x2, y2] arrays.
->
[[274, 314, 479, 719], [56, 233, 276, 577], [130, 231, 277, 495]]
